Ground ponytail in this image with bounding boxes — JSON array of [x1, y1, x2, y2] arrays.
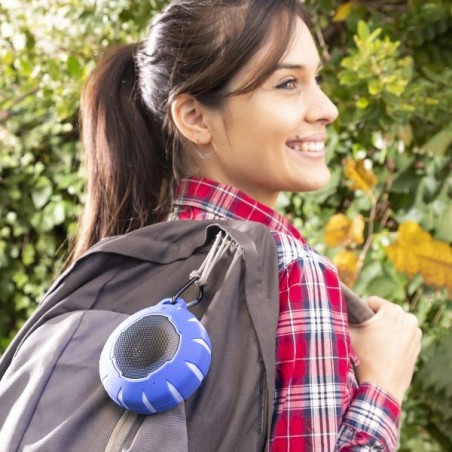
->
[[69, 0, 307, 263], [71, 43, 171, 262]]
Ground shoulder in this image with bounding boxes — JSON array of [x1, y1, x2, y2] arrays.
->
[[270, 230, 345, 316], [270, 230, 337, 275]]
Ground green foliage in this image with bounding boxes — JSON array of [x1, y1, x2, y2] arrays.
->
[[400, 329, 452, 451], [1, 0, 451, 449], [0, 0, 166, 348], [340, 21, 413, 104], [296, 1, 452, 449]]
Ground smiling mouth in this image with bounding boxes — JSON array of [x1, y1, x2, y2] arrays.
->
[[286, 141, 325, 152]]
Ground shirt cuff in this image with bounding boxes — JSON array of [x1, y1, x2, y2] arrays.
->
[[342, 382, 400, 451]]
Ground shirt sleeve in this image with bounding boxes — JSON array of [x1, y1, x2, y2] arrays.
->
[[270, 253, 400, 452], [337, 382, 400, 451]]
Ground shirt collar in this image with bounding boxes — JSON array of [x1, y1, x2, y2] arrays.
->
[[173, 176, 304, 242]]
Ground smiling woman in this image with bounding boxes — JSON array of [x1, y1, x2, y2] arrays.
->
[[0, 0, 423, 451], [171, 18, 338, 206]]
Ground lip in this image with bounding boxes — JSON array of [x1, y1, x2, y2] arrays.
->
[[285, 145, 327, 160], [288, 147, 326, 160], [290, 132, 327, 143]]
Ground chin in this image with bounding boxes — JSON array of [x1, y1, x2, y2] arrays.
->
[[302, 185, 328, 193], [293, 171, 331, 193]]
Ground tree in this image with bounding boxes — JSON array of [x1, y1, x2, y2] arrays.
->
[[1, 0, 451, 448]]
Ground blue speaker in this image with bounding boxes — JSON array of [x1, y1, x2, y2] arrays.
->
[[99, 297, 212, 415]]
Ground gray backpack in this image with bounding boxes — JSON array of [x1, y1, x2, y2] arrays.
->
[[0, 220, 371, 452]]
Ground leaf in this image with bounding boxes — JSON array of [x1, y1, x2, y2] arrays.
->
[[386, 222, 452, 297], [397, 124, 414, 146], [365, 275, 402, 300], [344, 159, 378, 192], [423, 122, 452, 156], [435, 204, 452, 243], [21, 243, 35, 266], [42, 201, 66, 228], [333, 2, 353, 22], [339, 71, 360, 86], [356, 97, 369, 109], [354, 260, 383, 291], [333, 250, 359, 287], [368, 28, 382, 42], [31, 176, 53, 209], [368, 78, 383, 95], [414, 330, 452, 441], [391, 168, 420, 193], [324, 214, 351, 247], [357, 20, 370, 40], [324, 214, 365, 248], [67, 55, 83, 79], [349, 215, 365, 245]]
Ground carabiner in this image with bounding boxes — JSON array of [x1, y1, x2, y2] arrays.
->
[[171, 276, 204, 307]]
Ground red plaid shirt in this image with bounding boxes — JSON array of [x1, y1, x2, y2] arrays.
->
[[169, 177, 400, 451]]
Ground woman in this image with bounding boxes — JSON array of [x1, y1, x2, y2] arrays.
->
[[75, 0, 422, 449]]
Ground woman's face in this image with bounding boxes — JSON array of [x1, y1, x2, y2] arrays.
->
[[198, 17, 339, 208]]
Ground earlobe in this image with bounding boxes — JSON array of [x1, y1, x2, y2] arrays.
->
[[171, 94, 212, 146]]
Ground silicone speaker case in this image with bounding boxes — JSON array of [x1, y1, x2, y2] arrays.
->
[[99, 298, 212, 415]]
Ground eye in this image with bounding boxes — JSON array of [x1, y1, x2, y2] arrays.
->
[[315, 74, 324, 85], [276, 78, 298, 90]]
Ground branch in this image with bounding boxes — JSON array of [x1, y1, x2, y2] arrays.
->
[[356, 195, 377, 274]]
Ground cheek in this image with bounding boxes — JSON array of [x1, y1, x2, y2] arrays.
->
[[225, 96, 303, 149], [261, 98, 304, 132], [248, 108, 294, 138]]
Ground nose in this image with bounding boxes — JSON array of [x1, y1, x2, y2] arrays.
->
[[305, 86, 339, 125]]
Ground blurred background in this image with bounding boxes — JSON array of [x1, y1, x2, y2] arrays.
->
[[0, 0, 451, 449]]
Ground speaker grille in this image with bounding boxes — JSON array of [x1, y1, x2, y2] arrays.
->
[[113, 314, 180, 379]]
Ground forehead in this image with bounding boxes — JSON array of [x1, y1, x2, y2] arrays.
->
[[233, 17, 320, 85], [283, 18, 320, 66]]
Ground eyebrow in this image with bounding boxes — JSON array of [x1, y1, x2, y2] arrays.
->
[[274, 62, 323, 71]]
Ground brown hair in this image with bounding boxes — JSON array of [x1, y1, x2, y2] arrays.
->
[[72, 0, 306, 261]]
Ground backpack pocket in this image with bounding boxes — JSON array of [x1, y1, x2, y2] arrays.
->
[[0, 310, 188, 452]]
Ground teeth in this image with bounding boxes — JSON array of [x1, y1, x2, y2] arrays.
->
[[302, 142, 324, 152], [287, 141, 325, 152]]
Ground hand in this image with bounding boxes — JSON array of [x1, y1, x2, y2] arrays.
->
[[349, 296, 422, 405]]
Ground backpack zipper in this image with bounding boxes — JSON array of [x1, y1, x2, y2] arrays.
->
[[259, 352, 270, 452], [261, 384, 269, 452]]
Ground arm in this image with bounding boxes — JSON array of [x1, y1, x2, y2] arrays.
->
[[270, 255, 403, 451]]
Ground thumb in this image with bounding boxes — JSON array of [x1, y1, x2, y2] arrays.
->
[[365, 296, 390, 314]]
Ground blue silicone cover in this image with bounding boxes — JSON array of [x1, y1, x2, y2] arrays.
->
[[99, 298, 212, 415]]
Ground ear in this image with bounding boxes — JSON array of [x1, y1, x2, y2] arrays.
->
[[171, 94, 212, 146]]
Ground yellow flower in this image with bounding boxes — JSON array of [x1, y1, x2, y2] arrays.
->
[[398, 221, 431, 247], [385, 221, 452, 296], [350, 215, 365, 245], [333, 2, 353, 22], [324, 214, 351, 247], [344, 159, 378, 192], [324, 213, 364, 247], [333, 250, 359, 287]]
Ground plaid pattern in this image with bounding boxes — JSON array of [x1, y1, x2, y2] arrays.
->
[[170, 177, 400, 451]]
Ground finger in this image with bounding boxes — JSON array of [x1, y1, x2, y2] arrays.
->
[[416, 328, 423, 353], [377, 300, 406, 318], [416, 327, 423, 339], [393, 304, 406, 318], [405, 312, 419, 327], [365, 296, 390, 313]]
